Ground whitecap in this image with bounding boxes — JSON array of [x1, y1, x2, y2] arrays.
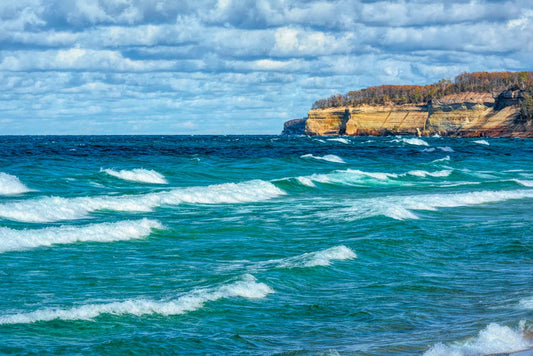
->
[[0, 219, 162, 253], [300, 154, 346, 164], [327, 138, 350, 144], [513, 179, 533, 187], [0, 274, 272, 324], [102, 168, 168, 184], [424, 321, 531, 356], [0, 180, 285, 223], [406, 170, 452, 178], [398, 138, 429, 146], [274, 245, 357, 268], [437, 146, 454, 152], [289, 169, 398, 188], [321, 189, 533, 221], [0, 173, 32, 195], [474, 139, 490, 146], [431, 156, 451, 163]]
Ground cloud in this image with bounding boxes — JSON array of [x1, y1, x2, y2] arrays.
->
[[0, 0, 532, 134]]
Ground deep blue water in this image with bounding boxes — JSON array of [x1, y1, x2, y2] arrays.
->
[[0, 135, 532, 355]]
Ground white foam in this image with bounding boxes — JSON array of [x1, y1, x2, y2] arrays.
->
[[291, 169, 398, 187], [474, 139, 490, 146], [102, 168, 168, 184], [0, 180, 285, 223], [400, 138, 429, 146], [274, 245, 357, 268], [431, 156, 451, 163], [407, 170, 452, 178], [322, 189, 533, 221], [0, 219, 162, 253], [519, 297, 533, 309], [424, 322, 531, 356], [438, 146, 454, 152], [0, 274, 273, 324], [513, 179, 533, 187], [327, 138, 350, 144], [301, 154, 346, 164], [0, 173, 32, 195]]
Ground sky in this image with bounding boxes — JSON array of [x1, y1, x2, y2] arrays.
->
[[1, 0, 533, 135]]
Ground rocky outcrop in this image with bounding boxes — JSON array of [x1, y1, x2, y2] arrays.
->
[[282, 118, 306, 135], [284, 91, 533, 137]]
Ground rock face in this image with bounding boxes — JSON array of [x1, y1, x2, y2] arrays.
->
[[286, 91, 533, 137], [282, 118, 306, 135]]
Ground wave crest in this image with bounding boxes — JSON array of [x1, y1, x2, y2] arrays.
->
[[424, 322, 531, 356], [275, 245, 357, 268], [0, 219, 163, 253], [102, 168, 168, 184], [0, 180, 285, 223], [0, 275, 273, 324], [300, 154, 346, 164], [0, 173, 32, 195]]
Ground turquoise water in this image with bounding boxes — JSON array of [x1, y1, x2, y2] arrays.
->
[[0, 135, 532, 355]]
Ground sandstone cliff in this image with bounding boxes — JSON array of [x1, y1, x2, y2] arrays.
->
[[285, 90, 533, 137]]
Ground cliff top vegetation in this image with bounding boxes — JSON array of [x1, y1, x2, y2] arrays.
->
[[312, 72, 533, 116]]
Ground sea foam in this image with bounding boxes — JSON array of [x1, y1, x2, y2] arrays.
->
[[274, 245, 357, 268], [474, 139, 490, 146], [300, 154, 346, 164], [395, 138, 429, 146], [0, 180, 285, 223], [0, 173, 32, 195], [0, 219, 162, 253], [424, 322, 531, 356], [322, 189, 533, 221], [102, 168, 168, 184], [327, 138, 350, 144], [291, 169, 399, 188], [406, 170, 452, 178], [0, 274, 273, 324]]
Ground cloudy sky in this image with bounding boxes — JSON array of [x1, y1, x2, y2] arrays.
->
[[1, 0, 532, 134]]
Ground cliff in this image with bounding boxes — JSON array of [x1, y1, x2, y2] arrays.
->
[[285, 90, 533, 137]]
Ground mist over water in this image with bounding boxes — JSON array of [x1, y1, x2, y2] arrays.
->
[[1, 135, 532, 355]]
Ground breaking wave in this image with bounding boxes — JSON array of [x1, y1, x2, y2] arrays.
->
[[320, 189, 533, 221], [513, 179, 533, 187], [300, 154, 346, 164], [0, 274, 273, 324], [424, 322, 532, 356], [273, 245, 357, 268], [395, 138, 429, 146], [0, 219, 163, 253], [474, 139, 490, 146], [102, 168, 168, 184], [0, 180, 285, 223], [0, 173, 32, 196], [406, 170, 452, 178], [327, 138, 350, 144]]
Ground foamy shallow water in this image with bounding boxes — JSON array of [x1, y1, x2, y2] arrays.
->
[[0, 135, 532, 355]]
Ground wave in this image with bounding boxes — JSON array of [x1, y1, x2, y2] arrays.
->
[[320, 189, 533, 221], [424, 322, 532, 356], [513, 179, 533, 187], [300, 154, 346, 164], [0, 275, 273, 324], [431, 156, 451, 163], [395, 138, 429, 146], [0, 219, 162, 253], [406, 170, 452, 178], [327, 138, 350, 144], [0, 180, 285, 223], [273, 245, 357, 268], [289, 169, 399, 188], [437, 146, 454, 152], [474, 139, 490, 146], [102, 168, 168, 184], [0, 173, 32, 196]]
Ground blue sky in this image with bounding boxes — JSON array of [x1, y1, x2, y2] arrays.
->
[[1, 0, 532, 134]]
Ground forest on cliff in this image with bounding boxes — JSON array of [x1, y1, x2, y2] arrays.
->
[[312, 71, 533, 118]]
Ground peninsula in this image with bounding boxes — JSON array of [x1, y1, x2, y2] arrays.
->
[[283, 71, 533, 137]]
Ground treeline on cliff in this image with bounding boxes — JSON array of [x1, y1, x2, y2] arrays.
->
[[312, 71, 533, 117]]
